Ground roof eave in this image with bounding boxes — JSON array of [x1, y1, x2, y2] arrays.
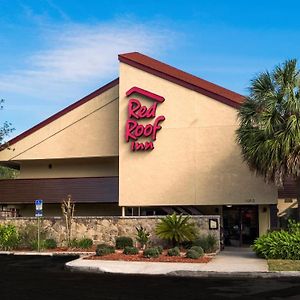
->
[[119, 54, 244, 109], [3, 78, 119, 148]]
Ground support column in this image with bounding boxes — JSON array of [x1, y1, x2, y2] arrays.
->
[[122, 206, 125, 217], [258, 205, 270, 236]]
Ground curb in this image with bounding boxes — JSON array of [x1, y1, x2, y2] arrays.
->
[[169, 270, 300, 278], [65, 259, 300, 278], [65, 264, 300, 278], [0, 251, 93, 257]]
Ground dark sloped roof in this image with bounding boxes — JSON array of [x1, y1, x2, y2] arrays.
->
[[119, 52, 245, 108]]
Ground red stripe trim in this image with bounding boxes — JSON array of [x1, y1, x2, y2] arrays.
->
[[126, 86, 165, 103], [7, 78, 119, 147]]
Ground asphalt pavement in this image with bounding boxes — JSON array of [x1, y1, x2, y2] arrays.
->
[[0, 255, 300, 300]]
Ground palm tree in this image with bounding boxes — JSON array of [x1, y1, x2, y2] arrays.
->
[[155, 213, 198, 246], [237, 59, 300, 220]]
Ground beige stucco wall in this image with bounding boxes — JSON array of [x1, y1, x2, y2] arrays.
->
[[277, 198, 298, 217], [119, 63, 277, 206], [0, 84, 119, 161], [18, 157, 118, 179]]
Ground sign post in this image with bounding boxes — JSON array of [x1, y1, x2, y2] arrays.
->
[[35, 200, 43, 252]]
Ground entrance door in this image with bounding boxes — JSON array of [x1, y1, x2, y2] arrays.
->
[[223, 205, 259, 247]]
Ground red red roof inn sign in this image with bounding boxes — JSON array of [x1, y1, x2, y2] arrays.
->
[[125, 87, 165, 151]]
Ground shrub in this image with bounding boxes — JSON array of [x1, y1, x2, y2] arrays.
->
[[0, 224, 19, 250], [181, 240, 193, 249], [69, 238, 79, 248], [115, 236, 133, 249], [186, 249, 200, 259], [193, 234, 218, 253], [190, 246, 204, 257], [143, 247, 160, 258], [44, 239, 57, 249], [97, 243, 111, 249], [288, 219, 300, 233], [96, 244, 115, 256], [123, 246, 139, 255], [167, 247, 180, 256], [156, 245, 163, 254], [252, 229, 300, 260], [77, 238, 93, 249], [155, 213, 198, 246], [30, 240, 46, 251], [18, 224, 46, 249], [136, 226, 150, 249]]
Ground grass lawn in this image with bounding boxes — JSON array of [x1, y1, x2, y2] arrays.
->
[[268, 259, 300, 271]]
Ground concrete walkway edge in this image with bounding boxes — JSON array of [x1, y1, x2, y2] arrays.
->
[[65, 257, 300, 278]]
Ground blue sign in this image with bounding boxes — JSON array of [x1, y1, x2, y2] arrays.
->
[[35, 199, 43, 217], [35, 210, 43, 217]]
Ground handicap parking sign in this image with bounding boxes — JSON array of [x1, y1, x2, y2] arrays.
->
[[35, 199, 43, 217]]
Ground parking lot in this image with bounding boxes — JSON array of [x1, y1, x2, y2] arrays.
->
[[0, 255, 300, 300]]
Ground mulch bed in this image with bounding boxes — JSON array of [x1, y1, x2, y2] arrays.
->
[[84, 251, 212, 263]]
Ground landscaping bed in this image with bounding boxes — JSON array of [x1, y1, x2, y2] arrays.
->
[[84, 250, 212, 263], [268, 259, 300, 271]]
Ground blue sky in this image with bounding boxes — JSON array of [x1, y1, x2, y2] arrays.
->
[[1, 0, 300, 137]]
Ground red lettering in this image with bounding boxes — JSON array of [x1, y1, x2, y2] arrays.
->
[[131, 141, 154, 151], [128, 99, 158, 119], [151, 116, 165, 140], [135, 142, 145, 151], [125, 120, 137, 142], [126, 89, 165, 151], [147, 103, 157, 118], [145, 141, 154, 150], [139, 106, 148, 118], [135, 124, 144, 138], [128, 99, 141, 119], [144, 124, 153, 137]]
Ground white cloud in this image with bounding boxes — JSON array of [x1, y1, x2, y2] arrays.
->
[[0, 20, 175, 102]]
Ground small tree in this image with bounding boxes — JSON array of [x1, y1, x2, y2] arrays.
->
[[61, 194, 75, 247], [0, 99, 14, 147], [0, 100, 18, 179], [155, 213, 198, 247], [135, 226, 150, 249], [0, 166, 19, 179]]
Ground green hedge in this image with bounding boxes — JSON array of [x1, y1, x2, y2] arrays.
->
[[143, 247, 160, 258], [44, 239, 57, 249], [96, 244, 115, 256], [123, 246, 139, 255], [115, 236, 133, 249], [77, 238, 93, 249], [252, 229, 300, 260], [0, 224, 19, 250], [192, 234, 218, 253], [167, 247, 180, 256], [186, 249, 200, 259], [190, 246, 204, 257]]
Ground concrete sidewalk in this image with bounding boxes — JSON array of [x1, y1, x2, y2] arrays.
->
[[65, 247, 294, 278]]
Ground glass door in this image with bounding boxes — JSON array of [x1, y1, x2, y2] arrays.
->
[[223, 205, 258, 247]]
